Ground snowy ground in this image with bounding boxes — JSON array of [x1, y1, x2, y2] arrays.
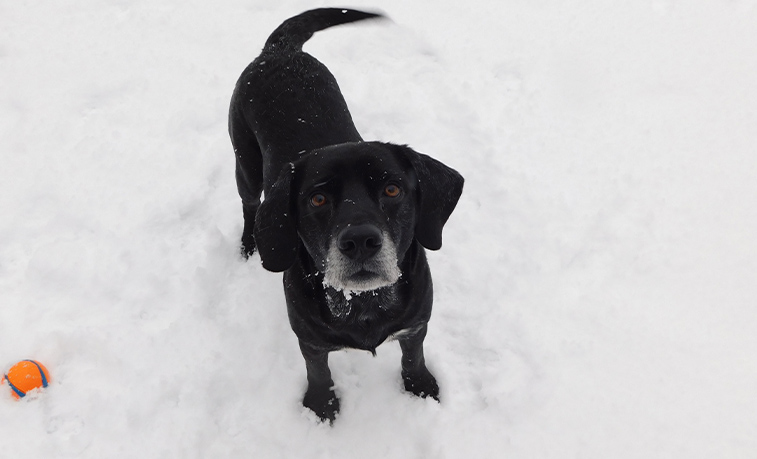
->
[[2, 0, 757, 457]]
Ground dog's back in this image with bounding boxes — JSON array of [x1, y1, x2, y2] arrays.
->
[[229, 9, 383, 192]]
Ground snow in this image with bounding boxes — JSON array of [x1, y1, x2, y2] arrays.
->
[[2, 0, 757, 457]]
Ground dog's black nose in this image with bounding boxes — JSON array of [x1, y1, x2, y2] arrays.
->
[[337, 224, 383, 261]]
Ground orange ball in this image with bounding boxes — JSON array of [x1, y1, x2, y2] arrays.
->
[[3, 360, 51, 400]]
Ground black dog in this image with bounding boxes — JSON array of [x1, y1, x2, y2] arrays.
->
[[228, 8, 463, 423]]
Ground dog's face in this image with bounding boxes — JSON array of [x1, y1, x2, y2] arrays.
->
[[296, 144, 417, 292], [254, 142, 463, 290]]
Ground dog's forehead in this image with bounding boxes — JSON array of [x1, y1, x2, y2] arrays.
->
[[300, 143, 411, 187]]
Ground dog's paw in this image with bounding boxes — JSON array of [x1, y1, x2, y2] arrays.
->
[[240, 237, 256, 259], [303, 387, 340, 424], [402, 368, 440, 402]]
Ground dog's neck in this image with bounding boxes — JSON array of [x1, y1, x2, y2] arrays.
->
[[323, 284, 400, 320]]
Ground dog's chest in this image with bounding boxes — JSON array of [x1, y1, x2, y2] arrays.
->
[[324, 287, 403, 352]]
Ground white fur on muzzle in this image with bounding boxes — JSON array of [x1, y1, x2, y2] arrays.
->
[[322, 231, 401, 293]]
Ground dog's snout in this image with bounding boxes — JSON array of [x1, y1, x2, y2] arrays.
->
[[337, 224, 383, 261]]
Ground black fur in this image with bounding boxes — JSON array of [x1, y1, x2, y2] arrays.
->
[[228, 8, 463, 423]]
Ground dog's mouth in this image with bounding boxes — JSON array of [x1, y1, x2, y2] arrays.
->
[[325, 265, 398, 293], [322, 240, 402, 294]]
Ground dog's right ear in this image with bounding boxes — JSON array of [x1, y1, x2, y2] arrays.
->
[[254, 163, 299, 272]]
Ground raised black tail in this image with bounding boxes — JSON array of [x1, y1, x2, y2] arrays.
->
[[264, 8, 384, 53]]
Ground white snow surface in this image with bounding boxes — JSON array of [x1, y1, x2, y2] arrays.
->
[[2, 1, 757, 457]]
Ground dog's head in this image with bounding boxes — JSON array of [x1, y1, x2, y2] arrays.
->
[[254, 142, 463, 292]]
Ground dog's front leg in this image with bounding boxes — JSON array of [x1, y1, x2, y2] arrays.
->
[[299, 340, 340, 423], [240, 201, 259, 257], [399, 324, 440, 401]]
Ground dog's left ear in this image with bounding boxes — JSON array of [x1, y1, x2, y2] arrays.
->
[[254, 163, 299, 272], [391, 144, 464, 250]]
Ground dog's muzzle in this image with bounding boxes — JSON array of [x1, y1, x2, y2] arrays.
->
[[323, 225, 401, 293]]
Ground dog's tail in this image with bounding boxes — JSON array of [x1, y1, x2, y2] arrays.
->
[[264, 8, 384, 54]]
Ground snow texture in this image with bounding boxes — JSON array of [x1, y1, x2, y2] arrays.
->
[[2, 0, 756, 457]]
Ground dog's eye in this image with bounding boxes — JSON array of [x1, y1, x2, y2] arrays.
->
[[310, 193, 327, 207], [384, 185, 401, 198]]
